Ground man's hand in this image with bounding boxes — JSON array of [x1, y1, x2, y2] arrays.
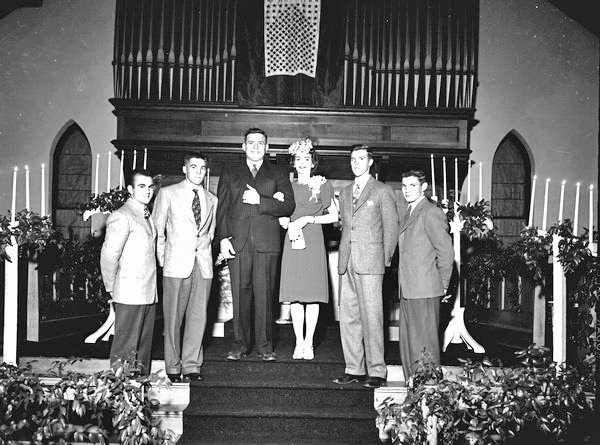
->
[[273, 192, 284, 202], [279, 216, 290, 229], [220, 238, 236, 259], [243, 184, 260, 205]]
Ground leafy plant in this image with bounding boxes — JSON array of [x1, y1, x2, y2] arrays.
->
[[0, 360, 174, 444], [377, 346, 592, 445]]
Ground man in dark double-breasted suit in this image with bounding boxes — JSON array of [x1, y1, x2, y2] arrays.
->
[[217, 128, 295, 362], [334, 145, 398, 389], [397, 169, 453, 379]]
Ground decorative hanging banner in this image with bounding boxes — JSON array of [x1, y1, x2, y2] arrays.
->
[[264, 0, 321, 78]]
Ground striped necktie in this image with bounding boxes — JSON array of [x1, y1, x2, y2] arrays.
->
[[352, 182, 360, 206], [192, 189, 202, 227]]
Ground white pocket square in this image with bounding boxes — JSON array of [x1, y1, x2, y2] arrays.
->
[[367, 200, 375, 206]]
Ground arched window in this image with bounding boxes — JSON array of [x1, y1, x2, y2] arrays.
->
[[491, 131, 532, 245], [51, 122, 91, 241]]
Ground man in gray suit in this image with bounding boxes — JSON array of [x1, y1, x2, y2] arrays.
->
[[101, 169, 157, 376], [153, 152, 218, 382], [334, 145, 398, 389], [397, 169, 453, 379]]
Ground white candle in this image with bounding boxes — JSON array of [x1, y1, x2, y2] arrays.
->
[[143, 147, 148, 169], [528, 175, 537, 227], [132, 149, 137, 170], [119, 150, 124, 189], [106, 150, 112, 192], [41, 163, 46, 215], [589, 184, 594, 245], [478, 162, 483, 202], [542, 178, 550, 231], [206, 168, 211, 190], [11, 167, 17, 223], [574, 182, 581, 236], [430, 154, 436, 198], [94, 153, 100, 197], [442, 156, 447, 201], [467, 160, 471, 204], [454, 157, 458, 204], [25, 165, 30, 211], [558, 180, 566, 222]]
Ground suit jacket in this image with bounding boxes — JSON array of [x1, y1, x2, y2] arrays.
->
[[217, 159, 295, 253], [397, 197, 454, 299], [338, 176, 398, 275], [101, 198, 157, 305], [152, 180, 218, 279]]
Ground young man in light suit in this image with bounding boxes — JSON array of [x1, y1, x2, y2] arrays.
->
[[397, 169, 453, 379], [101, 169, 157, 376], [334, 145, 398, 389], [217, 128, 295, 362], [153, 152, 217, 382]]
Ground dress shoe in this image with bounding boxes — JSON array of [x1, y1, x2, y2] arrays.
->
[[167, 373, 182, 383], [332, 373, 366, 385], [183, 372, 203, 381], [302, 345, 314, 361], [226, 351, 248, 361], [258, 351, 277, 361], [363, 376, 386, 389], [292, 343, 304, 360]]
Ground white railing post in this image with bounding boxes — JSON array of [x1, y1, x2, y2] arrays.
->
[[3, 238, 19, 364], [551, 234, 567, 365]]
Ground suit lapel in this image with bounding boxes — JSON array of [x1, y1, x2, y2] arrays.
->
[[198, 188, 215, 232], [352, 176, 375, 214], [399, 199, 427, 233], [175, 181, 196, 225]]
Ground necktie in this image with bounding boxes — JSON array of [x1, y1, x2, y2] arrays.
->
[[251, 164, 258, 178], [192, 189, 202, 227], [407, 203, 412, 215], [352, 182, 360, 206], [143, 206, 150, 219]]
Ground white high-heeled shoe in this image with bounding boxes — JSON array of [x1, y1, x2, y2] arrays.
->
[[303, 345, 314, 360], [292, 343, 304, 360]]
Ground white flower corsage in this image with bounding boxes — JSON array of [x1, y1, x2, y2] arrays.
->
[[288, 138, 313, 156], [300, 175, 326, 202]]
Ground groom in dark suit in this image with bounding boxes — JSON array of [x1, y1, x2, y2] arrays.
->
[[397, 169, 453, 379], [217, 128, 295, 361]]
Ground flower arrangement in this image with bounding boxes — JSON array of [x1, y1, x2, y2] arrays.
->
[[80, 187, 130, 220], [438, 199, 495, 241], [287, 137, 313, 156]]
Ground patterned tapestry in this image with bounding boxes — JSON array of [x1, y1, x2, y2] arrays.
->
[[264, 0, 321, 78]]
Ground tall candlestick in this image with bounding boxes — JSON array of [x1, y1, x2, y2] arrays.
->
[[528, 175, 537, 227], [478, 162, 483, 202], [375, 173, 378, 181], [119, 150, 124, 189], [430, 154, 436, 198], [25, 165, 30, 211], [542, 178, 550, 231], [206, 168, 211, 190], [143, 147, 148, 169], [589, 184, 594, 245], [106, 150, 112, 192], [94, 153, 100, 197], [442, 156, 447, 201], [132, 149, 137, 170], [467, 160, 471, 204], [41, 163, 46, 215], [558, 180, 566, 222], [454, 157, 458, 204], [11, 167, 17, 223], [574, 182, 581, 236]]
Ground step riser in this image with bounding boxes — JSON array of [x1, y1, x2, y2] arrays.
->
[[188, 387, 374, 412], [202, 361, 344, 380], [183, 415, 379, 444]]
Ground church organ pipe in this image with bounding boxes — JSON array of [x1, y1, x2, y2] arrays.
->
[[113, 0, 238, 103], [339, 0, 477, 110], [112, 0, 477, 109]]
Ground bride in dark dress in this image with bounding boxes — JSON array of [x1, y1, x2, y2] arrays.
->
[[278, 138, 339, 360]]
